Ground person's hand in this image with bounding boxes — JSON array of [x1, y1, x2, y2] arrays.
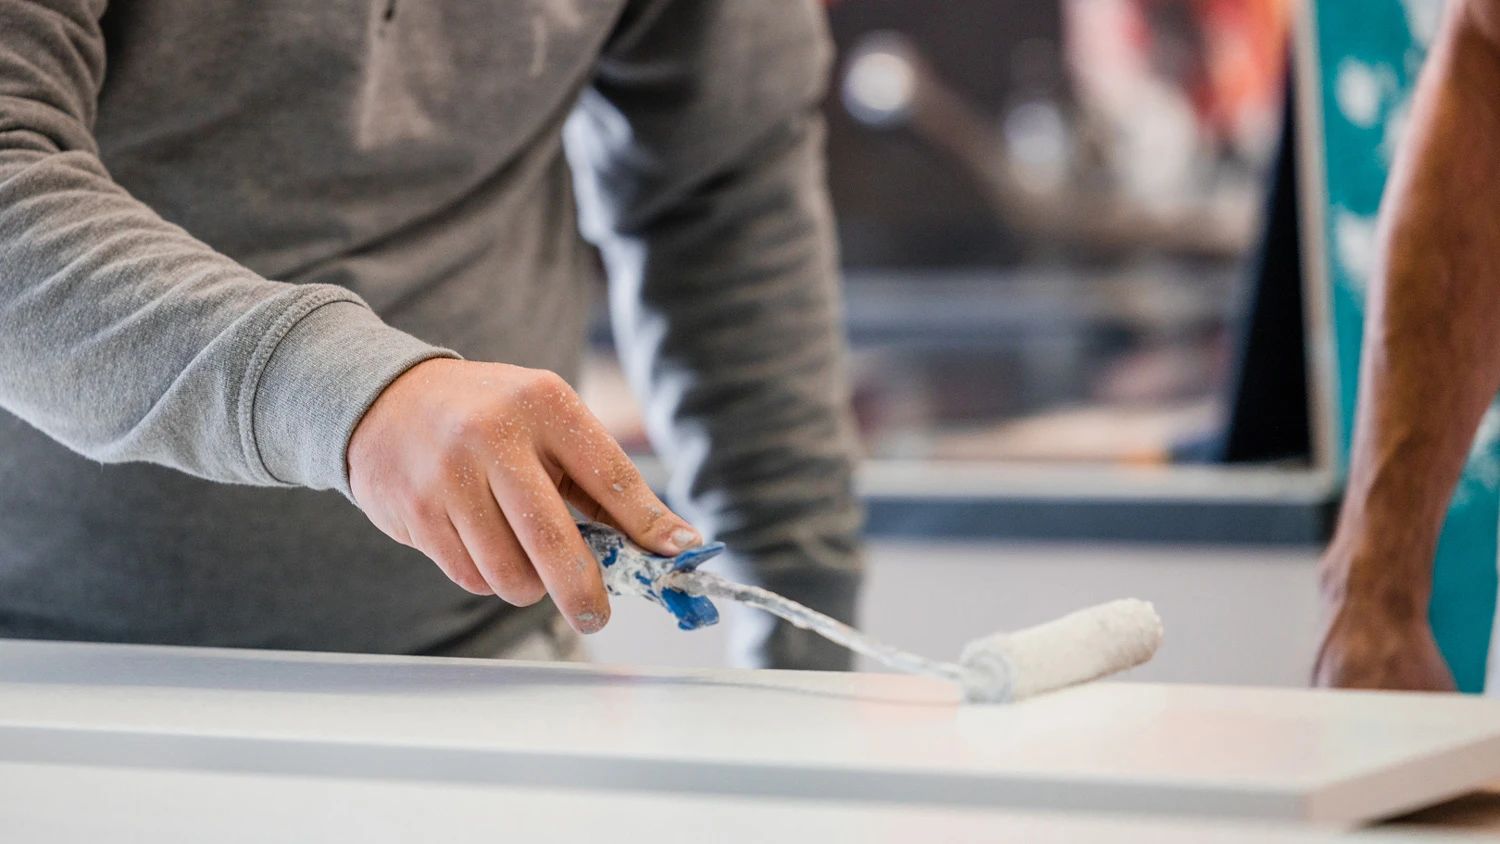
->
[[347, 359, 702, 634], [1313, 546, 1457, 691], [1313, 600, 1456, 691]]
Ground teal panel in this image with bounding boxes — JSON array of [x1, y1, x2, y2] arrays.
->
[[1310, 0, 1498, 692]]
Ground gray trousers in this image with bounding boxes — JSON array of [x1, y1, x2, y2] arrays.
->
[[496, 614, 589, 663]]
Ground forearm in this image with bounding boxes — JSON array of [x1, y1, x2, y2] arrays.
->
[[567, 0, 864, 667], [0, 0, 449, 493], [616, 117, 854, 531], [0, 148, 449, 492], [1327, 2, 1500, 611], [611, 114, 863, 666]]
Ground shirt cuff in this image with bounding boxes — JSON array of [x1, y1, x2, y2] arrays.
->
[[248, 297, 459, 497]]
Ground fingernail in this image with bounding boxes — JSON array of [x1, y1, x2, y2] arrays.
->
[[668, 527, 703, 553], [575, 609, 608, 634]]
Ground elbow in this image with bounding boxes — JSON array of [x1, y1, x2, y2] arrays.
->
[[800, 6, 837, 106], [0, 93, 100, 159], [1463, 0, 1500, 49], [807, 10, 838, 111], [755, 0, 836, 118]]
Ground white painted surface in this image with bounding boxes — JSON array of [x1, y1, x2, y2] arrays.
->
[[590, 541, 1322, 687], [0, 761, 1484, 844], [1, 639, 1496, 825]]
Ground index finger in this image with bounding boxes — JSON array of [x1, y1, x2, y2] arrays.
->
[[488, 456, 612, 634], [542, 396, 703, 558]]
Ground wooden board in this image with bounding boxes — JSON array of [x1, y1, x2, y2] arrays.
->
[[0, 761, 1488, 844], [1, 639, 1498, 825]]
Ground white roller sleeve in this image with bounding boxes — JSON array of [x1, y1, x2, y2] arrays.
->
[[959, 599, 1164, 703]]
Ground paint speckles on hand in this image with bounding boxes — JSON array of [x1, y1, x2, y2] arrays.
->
[[573, 609, 606, 634]]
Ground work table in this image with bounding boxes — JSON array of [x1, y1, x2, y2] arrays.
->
[[1, 639, 1497, 840]]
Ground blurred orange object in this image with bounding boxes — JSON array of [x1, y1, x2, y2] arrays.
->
[[1194, 0, 1291, 149], [1070, 0, 1289, 156]]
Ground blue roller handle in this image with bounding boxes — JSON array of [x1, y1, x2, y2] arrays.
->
[[576, 521, 727, 631]]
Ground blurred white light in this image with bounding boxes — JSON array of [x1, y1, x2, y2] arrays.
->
[[1334, 208, 1377, 295], [1401, 0, 1444, 47], [1004, 100, 1071, 194], [843, 35, 916, 127], [1335, 60, 1383, 129]]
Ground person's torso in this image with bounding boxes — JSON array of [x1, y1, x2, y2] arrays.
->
[[96, 0, 620, 357], [0, 0, 625, 652]]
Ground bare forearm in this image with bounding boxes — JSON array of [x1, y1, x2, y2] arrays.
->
[[1314, 1, 1500, 689], [1329, 2, 1500, 608]]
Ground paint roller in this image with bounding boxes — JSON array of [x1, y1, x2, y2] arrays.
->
[[578, 521, 1162, 703]]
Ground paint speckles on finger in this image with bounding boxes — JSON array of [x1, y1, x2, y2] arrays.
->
[[574, 609, 606, 633], [611, 483, 624, 492], [671, 527, 702, 550]]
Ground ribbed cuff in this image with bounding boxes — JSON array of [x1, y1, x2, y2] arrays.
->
[[249, 299, 458, 497]]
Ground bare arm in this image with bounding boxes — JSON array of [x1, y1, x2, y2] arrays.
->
[[1315, 0, 1500, 690]]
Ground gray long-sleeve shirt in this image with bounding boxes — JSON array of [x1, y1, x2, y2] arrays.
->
[[0, 0, 862, 666]]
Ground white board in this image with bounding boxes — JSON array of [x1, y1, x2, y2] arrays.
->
[[0, 761, 1483, 844], [1, 639, 1497, 825]]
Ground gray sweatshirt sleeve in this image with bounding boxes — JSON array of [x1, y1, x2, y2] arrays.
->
[[565, 0, 865, 670], [0, 0, 452, 495]]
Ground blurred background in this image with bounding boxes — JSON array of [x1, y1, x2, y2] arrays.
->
[[584, 0, 1332, 687], [585, 0, 1292, 469], [586, 0, 1497, 693]]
